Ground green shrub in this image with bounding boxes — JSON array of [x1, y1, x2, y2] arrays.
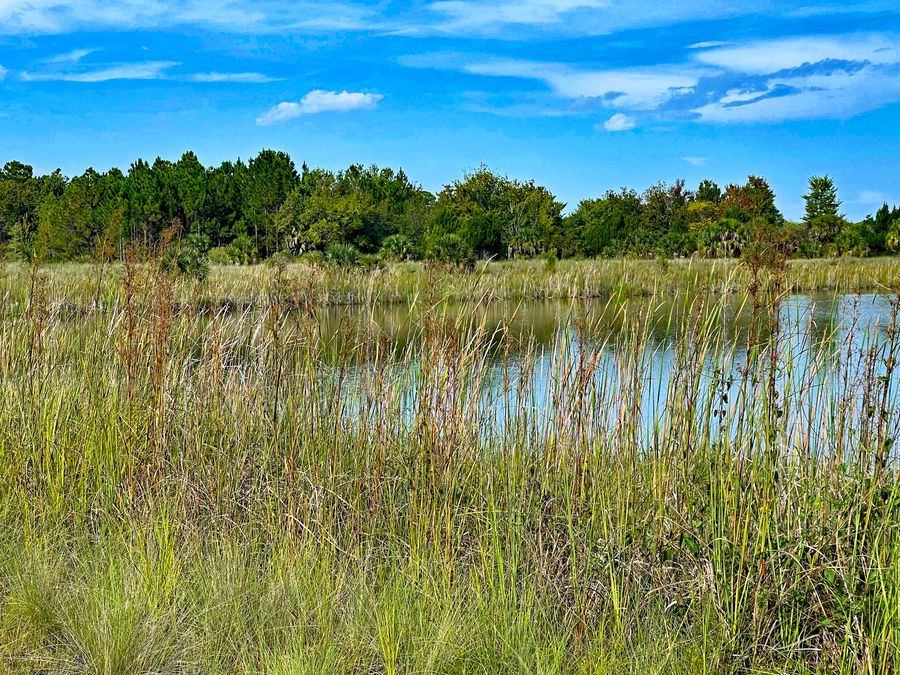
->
[[297, 250, 326, 266], [325, 243, 361, 267], [265, 250, 294, 268], [540, 251, 557, 272], [207, 246, 231, 265], [427, 233, 474, 267], [380, 234, 416, 262], [162, 233, 210, 280], [224, 234, 258, 265], [359, 253, 385, 270], [887, 225, 900, 253]]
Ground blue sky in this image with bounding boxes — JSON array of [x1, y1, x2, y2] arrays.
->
[[1, 1, 899, 220]]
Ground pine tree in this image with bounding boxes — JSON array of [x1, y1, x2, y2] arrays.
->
[[803, 175, 841, 224]]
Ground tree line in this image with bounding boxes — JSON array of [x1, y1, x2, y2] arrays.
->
[[2, 150, 899, 270]]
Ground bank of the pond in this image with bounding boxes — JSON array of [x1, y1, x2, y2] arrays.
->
[[1, 257, 899, 314]]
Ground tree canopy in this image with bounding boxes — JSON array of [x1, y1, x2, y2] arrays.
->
[[0, 152, 896, 265]]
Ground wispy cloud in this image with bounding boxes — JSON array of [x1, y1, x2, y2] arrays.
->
[[257, 103, 306, 125], [690, 34, 900, 123], [0, 0, 384, 35], [687, 41, 731, 50], [190, 72, 281, 83], [682, 156, 707, 166], [3, 1, 897, 38], [856, 190, 891, 204], [601, 113, 636, 131], [415, 1, 792, 37], [0, 65, 7, 80], [256, 90, 383, 125], [784, 2, 900, 19], [1, 0, 162, 34], [402, 53, 710, 110], [544, 65, 705, 109], [403, 31, 900, 125], [692, 74, 900, 123], [45, 48, 98, 64], [424, 0, 607, 30], [22, 61, 179, 82], [21, 61, 281, 84], [693, 34, 899, 73], [406, 1, 900, 37]]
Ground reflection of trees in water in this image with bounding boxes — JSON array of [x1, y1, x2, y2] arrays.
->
[[309, 292, 893, 366]]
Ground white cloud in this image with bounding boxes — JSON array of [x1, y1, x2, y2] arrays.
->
[[22, 61, 281, 84], [682, 156, 706, 166], [405, 54, 710, 111], [256, 90, 383, 125], [547, 66, 703, 109], [0, 65, 7, 80], [1, 0, 896, 41], [284, 12, 383, 31], [602, 113, 636, 131], [718, 88, 770, 105], [415, 1, 825, 37], [257, 102, 304, 125], [191, 72, 280, 83], [22, 61, 179, 82], [694, 34, 900, 73], [784, 2, 900, 19], [856, 190, 892, 205], [687, 41, 730, 50], [688, 33, 900, 123], [295, 89, 383, 114], [694, 63, 900, 123], [0, 0, 383, 35], [0, 0, 163, 34], [403, 31, 900, 126], [426, 0, 607, 29], [45, 47, 97, 63]]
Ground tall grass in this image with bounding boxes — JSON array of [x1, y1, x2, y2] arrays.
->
[[0, 258, 897, 673], [2, 256, 899, 312]]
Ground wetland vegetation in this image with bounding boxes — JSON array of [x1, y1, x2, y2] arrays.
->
[[0, 256, 898, 673]]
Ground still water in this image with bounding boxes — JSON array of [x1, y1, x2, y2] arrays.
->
[[312, 292, 900, 455]]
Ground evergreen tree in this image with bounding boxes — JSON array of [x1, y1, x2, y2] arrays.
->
[[803, 175, 841, 224], [743, 176, 783, 225], [803, 176, 844, 247], [243, 150, 297, 256], [696, 179, 722, 204], [124, 159, 163, 244], [173, 151, 208, 232]]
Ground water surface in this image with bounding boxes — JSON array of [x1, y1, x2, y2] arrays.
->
[[321, 292, 900, 456]]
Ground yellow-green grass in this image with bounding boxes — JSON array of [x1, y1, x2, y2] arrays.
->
[[1, 256, 899, 314], [0, 259, 897, 673]]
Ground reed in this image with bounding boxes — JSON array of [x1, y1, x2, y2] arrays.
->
[[2, 256, 899, 314]]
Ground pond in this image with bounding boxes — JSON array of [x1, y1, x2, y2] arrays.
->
[[313, 292, 900, 457]]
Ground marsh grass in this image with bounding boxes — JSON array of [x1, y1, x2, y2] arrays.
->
[[2, 257, 899, 316], [0, 258, 898, 673]]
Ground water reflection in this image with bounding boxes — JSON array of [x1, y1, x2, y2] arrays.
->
[[327, 293, 900, 456], [312, 293, 895, 362]]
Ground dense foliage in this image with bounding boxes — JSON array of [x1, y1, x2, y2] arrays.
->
[[2, 153, 898, 266]]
